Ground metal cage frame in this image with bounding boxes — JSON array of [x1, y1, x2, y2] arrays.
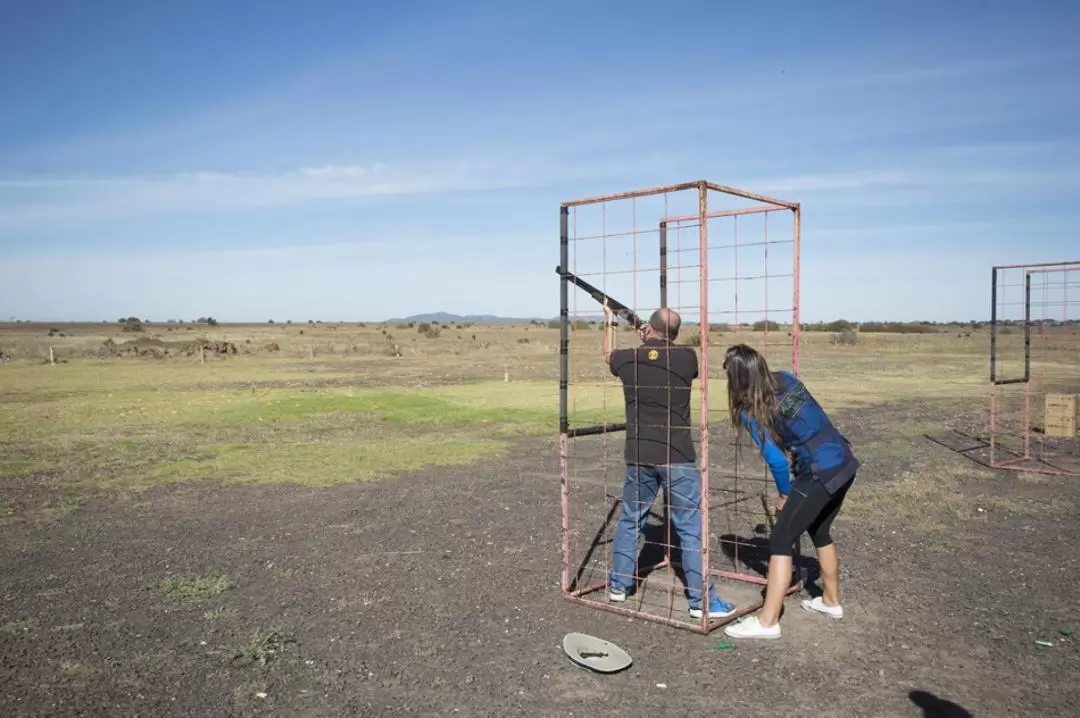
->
[[989, 260, 1080, 476], [557, 180, 802, 634]]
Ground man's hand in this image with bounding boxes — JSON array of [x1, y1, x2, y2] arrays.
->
[[775, 494, 788, 513], [601, 302, 616, 364]]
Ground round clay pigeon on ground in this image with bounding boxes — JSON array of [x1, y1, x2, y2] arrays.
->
[[562, 632, 632, 673]]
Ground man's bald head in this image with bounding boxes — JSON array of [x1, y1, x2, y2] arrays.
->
[[648, 308, 681, 341]]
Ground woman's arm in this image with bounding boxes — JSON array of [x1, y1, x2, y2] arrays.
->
[[740, 410, 792, 495]]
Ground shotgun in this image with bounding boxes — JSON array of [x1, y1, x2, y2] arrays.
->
[[555, 265, 647, 330]]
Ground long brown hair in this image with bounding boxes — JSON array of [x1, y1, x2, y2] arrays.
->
[[723, 344, 783, 447]]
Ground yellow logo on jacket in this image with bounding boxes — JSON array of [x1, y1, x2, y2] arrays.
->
[[647, 349, 659, 360]]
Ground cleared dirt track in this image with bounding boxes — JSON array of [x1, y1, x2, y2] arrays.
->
[[2, 399, 1079, 717]]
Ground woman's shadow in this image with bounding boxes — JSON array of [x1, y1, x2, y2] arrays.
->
[[908, 690, 973, 717]]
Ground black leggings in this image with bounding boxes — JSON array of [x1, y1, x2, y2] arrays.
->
[[769, 476, 853, 556]]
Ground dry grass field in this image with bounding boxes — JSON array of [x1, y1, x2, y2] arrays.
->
[[1, 319, 1078, 716]]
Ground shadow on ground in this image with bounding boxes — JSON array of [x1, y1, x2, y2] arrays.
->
[[909, 689, 974, 717]]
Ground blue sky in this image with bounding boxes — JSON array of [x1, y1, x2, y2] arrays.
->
[[1, 0, 1078, 323]]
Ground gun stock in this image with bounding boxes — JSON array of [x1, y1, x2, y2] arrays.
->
[[555, 266, 646, 329]]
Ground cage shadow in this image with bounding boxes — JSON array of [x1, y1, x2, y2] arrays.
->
[[717, 532, 821, 595], [568, 493, 689, 595], [923, 427, 1080, 476]]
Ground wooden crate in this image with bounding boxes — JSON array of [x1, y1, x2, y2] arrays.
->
[[1045, 394, 1078, 437], [1046, 393, 1078, 416]]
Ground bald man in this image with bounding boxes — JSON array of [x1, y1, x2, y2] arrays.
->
[[601, 305, 735, 621]]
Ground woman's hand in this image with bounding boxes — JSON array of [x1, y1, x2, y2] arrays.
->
[[775, 494, 788, 513]]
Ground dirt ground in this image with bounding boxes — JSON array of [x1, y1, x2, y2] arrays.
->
[[2, 400, 1079, 717]]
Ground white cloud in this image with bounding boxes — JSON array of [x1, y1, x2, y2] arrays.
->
[[5, 154, 1077, 235], [0, 158, 581, 230]]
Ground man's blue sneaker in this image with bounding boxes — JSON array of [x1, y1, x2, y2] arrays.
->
[[688, 596, 736, 620]]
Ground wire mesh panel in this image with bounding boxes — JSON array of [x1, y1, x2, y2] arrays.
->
[[558, 180, 801, 634], [990, 261, 1080, 476]]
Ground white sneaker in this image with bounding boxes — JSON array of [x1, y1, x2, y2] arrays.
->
[[723, 616, 781, 640], [609, 589, 627, 603], [801, 596, 843, 619]]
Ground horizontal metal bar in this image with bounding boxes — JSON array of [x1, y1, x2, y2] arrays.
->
[[992, 260, 1080, 270], [562, 181, 703, 208], [1026, 267, 1080, 276], [665, 238, 795, 254], [704, 181, 800, 210], [662, 204, 789, 223], [566, 422, 627, 438], [563, 594, 713, 634], [570, 228, 661, 243]]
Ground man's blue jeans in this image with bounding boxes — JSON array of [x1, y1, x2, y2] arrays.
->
[[609, 462, 716, 607]]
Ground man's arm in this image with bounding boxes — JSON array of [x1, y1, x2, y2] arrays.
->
[[741, 409, 792, 496], [602, 304, 618, 366]]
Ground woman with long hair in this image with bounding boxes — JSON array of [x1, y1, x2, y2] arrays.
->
[[720, 343, 860, 640]]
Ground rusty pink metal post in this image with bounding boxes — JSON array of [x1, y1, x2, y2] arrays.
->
[[792, 205, 802, 374], [696, 181, 710, 632], [558, 180, 802, 634]]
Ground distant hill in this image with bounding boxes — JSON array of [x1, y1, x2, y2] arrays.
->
[[384, 312, 548, 325]]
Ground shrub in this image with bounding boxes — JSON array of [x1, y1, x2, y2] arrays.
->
[[832, 328, 858, 346], [753, 320, 780, 332], [821, 319, 855, 332], [859, 322, 937, 334]]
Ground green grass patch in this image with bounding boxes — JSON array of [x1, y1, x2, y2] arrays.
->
[[206, 388, 559, 430], [0, 459, 53, 477], [204, 606, 238, 622], [141, 434, 509, 486], [0, 348, 1005, 508], [154, 573, 233, 601], [235, 626, 291, 665]]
